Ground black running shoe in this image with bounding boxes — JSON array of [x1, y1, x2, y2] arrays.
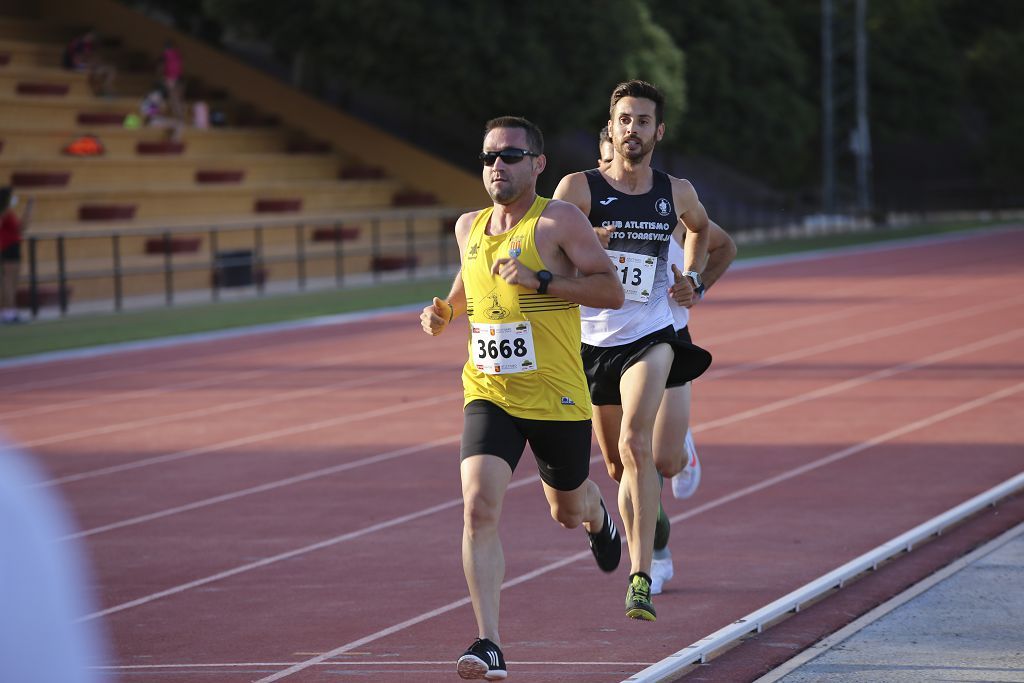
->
[[587, 498, 621, 572], [653, 501, 671, 551], [625, 572, 657, 621], [457, 637, 507, 680]]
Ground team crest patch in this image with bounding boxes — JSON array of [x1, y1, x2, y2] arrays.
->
[[467, 243, 479, 260], [655, 198, 672, 216], [507, 237, 523, 259]]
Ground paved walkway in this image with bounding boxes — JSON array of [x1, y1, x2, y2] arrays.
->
[[757, 523, 1024, 683]]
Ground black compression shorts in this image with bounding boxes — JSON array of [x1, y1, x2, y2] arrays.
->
[[461, 400, 592, 491]]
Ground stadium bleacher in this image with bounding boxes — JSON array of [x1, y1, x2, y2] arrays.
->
[[0, 0, 481, 309]]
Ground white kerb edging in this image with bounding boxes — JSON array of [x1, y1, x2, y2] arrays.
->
[[621, 471, 1024, 683]]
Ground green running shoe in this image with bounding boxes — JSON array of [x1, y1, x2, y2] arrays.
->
[[625, 572, 657, 621]]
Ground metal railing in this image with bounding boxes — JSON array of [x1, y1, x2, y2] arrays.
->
[[21, 206, 467, 318]]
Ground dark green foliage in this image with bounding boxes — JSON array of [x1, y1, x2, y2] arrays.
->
[[139, 0, 1023, 190], [203, 0, 684, 138], [966, 27, 1024, 182], [648, 0, 816, 188]]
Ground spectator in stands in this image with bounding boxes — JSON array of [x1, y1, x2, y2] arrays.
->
[[62, 30, 116, 96], [139, 86, 184, 141], [0, 186, 32, 324], [158, 40, 185, 120]]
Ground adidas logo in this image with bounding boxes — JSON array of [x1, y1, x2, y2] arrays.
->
[[599, 196, 619, 205]]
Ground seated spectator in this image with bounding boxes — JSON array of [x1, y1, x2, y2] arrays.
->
[[139, 86, 184, 141], [62, 30, 116, 96]]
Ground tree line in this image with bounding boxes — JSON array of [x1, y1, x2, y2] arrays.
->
[[137, 0, 1024, 202]]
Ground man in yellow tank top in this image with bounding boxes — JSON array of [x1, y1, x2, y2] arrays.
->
[[420, 116, 625, 681]]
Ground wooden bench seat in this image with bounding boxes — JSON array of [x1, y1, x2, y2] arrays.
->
[[0, 127, 328, 159], [0, 154, 343, 186], [25, 178, 402, 222]]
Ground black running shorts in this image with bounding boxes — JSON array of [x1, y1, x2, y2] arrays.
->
[[581, 325, 712, 406], [461, 400, 592, 491]]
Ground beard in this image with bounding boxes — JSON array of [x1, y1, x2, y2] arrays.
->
[[486, 178, 519, 204], [618, 135, 656, 162]]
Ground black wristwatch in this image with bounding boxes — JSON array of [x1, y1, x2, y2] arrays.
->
[[536, 269, 553, 295], [683, 270, 706, 298]]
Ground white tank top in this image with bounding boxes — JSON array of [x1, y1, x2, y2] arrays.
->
[[580, 169, 677, 346]]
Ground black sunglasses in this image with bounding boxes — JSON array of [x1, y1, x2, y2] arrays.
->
[[479, 148, 540, 166]]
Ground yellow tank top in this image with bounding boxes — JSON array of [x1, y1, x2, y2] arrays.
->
[[461, 196, 592, 421]]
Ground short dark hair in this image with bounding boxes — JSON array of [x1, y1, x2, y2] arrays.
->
[[484, 116, 544, 155], [609, 80, 665, 125]]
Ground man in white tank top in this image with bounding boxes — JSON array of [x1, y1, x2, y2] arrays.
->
[[555, 80, 716, 620], [595, 130, 737, 595]]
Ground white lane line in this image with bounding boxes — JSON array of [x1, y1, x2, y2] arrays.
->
[[697, 327, 1024, 433], [0, 337, 429, 421], [0, 316, 349, 391], [256, 381, 1024, 683], [668, 382, 1024, 527], [39, 389, 463, 488], [703, 292, 1024, 381], [39, 288, 1022, 489], [62, 434, 461, 540], [0, 280, 871, 422], [252, 552, 598, 683], [96, 659, 653, 669], [67, 326, 1024, 540], [21, 365, 442, 449], [80, 452, 601, 622], [84, 380, 1021, 675]]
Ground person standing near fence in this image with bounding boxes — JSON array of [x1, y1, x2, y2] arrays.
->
[[554, 80, 714, 621], [420, 115, 624, 680], [0, 186, 32, 324]]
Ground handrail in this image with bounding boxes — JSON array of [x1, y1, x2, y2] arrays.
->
[[21, 207, 468, 317], [27, 205, 474, 240]]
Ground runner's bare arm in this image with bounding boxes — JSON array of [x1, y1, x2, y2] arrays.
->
[[672, 177, 710, 273], [698, 222, 737, 292], [491, 201, 623, 309], [554, 172, 610, 250], [552, 172, 592, 216], [421, 212, 475, 336]]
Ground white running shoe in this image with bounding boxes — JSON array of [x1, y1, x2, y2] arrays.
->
[[650, 556, 675, 595], [671, 429, 701, 499]]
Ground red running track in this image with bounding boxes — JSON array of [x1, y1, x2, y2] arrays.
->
[[2, 227, 1023, 683]]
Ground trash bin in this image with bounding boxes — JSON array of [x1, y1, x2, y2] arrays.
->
[[214, 249, 254, 287]]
